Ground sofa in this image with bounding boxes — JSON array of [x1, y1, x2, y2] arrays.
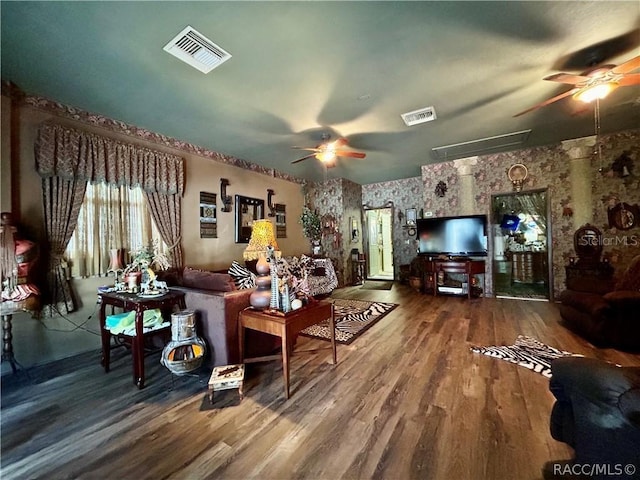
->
[[158, 267, 279, 367], [548, 357, 640, 478], [558, 255, 640, 351]]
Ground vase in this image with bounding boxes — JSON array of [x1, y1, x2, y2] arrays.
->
[[124, 271, 142, 292], [250, 254, 271, 309]]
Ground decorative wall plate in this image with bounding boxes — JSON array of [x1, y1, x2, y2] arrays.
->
[[508, 163, 528, 182], [508, 164, 528, 192]]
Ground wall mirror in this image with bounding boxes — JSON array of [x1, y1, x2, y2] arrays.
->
[[235, 195, 265, 243], [350, 217, 359, 243], [406, 208, 417, 225]]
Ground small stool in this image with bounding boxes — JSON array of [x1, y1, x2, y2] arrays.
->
[[208, 364, 245, 404]]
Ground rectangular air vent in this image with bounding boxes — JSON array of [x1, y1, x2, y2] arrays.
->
[[431, 130, 531, 160], [401, 106, 437, 126], [163, 26, 231, 74]]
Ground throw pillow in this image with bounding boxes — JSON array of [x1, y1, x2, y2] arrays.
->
[[182, 267, 236, 292], [228, 261, 257, 290]]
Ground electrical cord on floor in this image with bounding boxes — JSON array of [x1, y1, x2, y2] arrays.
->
[[36, 301, 101, 336]]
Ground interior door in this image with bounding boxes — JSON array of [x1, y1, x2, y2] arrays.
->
[[491, 189, 551, 300], [364, 206, 394, 280]]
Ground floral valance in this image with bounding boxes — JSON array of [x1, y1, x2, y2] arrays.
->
[[35, 122, 184, 196]]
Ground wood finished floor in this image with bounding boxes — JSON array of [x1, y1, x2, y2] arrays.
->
[[2, 285, 639, 480]]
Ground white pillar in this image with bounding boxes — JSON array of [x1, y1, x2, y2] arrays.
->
[[561, 136, 596, 229], [453, 156, 478, 215]]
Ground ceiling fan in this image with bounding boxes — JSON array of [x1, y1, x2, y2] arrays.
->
[[513, 55, 640, 117], [291, 134, 366, 168]]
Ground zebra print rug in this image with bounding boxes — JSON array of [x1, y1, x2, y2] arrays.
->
[[300, 298, 397, 345], [470, 335, 577, 378]]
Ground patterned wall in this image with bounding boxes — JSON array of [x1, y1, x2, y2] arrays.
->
[[356, 129, 639, 298], [303, 178, 364, 287]]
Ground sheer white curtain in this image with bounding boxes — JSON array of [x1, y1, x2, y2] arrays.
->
[[66, 182, 166, 277]]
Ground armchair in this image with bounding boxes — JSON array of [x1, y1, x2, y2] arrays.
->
[[548, 357, 640, 475], [558, 255, 640, 351]]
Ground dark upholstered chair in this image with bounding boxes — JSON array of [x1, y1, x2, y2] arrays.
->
[[558, 255, 640, 351], [548, 357, 640, 478]]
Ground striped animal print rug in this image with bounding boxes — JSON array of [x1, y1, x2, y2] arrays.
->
[[470, 335, 577, 378], [300, 298, 397, 345]]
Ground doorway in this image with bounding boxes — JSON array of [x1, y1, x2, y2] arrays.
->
[[363, 206, 394, 280], [491, 189, 552, 301]]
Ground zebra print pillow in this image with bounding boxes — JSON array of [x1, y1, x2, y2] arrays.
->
[[228, 261, 257, 290]]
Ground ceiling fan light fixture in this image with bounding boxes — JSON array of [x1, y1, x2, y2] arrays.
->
[[317, 151, 337, 163], [574, 82, 618, 103]]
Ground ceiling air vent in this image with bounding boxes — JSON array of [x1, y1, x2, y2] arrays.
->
[[163, 26, 231, 74], [401, 106, 437, 126]]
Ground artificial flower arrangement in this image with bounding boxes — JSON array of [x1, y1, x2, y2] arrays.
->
[[124, 240, 171, 274], [121, 240, 172, 293]]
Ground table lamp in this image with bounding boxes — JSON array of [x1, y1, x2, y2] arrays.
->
[[243, 220, 279, 309], [108, 248, 125, 285]]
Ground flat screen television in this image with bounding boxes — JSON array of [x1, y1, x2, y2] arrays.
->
[[417, 214, 488, 256]]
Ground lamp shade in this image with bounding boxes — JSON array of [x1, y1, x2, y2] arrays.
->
[[108, 248, 125, 272], [243, 219, 279, 261]]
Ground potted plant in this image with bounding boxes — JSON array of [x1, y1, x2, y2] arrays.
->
[[299, 206, 322, 254]]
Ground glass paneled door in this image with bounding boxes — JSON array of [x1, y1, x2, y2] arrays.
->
[[364, 207, 394, 280], [491, 189, 552, 300]]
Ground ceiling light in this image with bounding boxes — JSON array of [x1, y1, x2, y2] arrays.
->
[[574, 83, 618, 103], [317, 151, 336, 163]]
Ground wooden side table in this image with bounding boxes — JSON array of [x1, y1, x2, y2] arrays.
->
[[238, 300, 336, 399], [98, 289, 186, 389]]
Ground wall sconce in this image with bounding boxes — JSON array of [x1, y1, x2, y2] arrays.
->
[[267, 189, 276, 217], [220, 178, 232, 212]]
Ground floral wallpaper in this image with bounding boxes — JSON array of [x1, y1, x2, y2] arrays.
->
[[356, 129, 638, 298], [304, 178, 362, 287], [417, 129, 639, 298]]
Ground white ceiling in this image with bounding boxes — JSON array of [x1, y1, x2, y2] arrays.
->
[[2, 1, 639, 184]]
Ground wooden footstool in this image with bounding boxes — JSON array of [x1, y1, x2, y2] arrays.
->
[[208, 364, 245, 404]]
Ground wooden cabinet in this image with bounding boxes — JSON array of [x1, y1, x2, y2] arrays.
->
[[421, 258, 485, 299], [511, 252, 547, 284], [565, 262, 614, 295]]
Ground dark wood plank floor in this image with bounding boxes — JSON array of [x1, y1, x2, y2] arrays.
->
[[2, 285, 639, 480]]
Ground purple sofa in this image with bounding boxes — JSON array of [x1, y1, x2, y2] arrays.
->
[[158, 267, 278, 367]]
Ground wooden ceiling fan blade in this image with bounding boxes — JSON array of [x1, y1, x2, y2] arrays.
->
[[544, 73, 591, 85], [338, 151, 366, 159], [333, 137, 348, 148], [291, 153, 317, 164], [513, 88, 579, 117], [291, 146, 320, 152], [612, 55, 640, 74], [617, 73, 640, 86]]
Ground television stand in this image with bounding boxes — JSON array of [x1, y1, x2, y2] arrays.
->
[[421, 258, 485, 299]]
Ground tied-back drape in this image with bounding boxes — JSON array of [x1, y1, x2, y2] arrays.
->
[[35, 122, 185, 314]]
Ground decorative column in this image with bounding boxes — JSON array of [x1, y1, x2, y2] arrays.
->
[[453, 156, 478, 215], [562, 136, 596, 229]]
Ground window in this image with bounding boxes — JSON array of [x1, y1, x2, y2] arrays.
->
[[66, 183, 166, 277]]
